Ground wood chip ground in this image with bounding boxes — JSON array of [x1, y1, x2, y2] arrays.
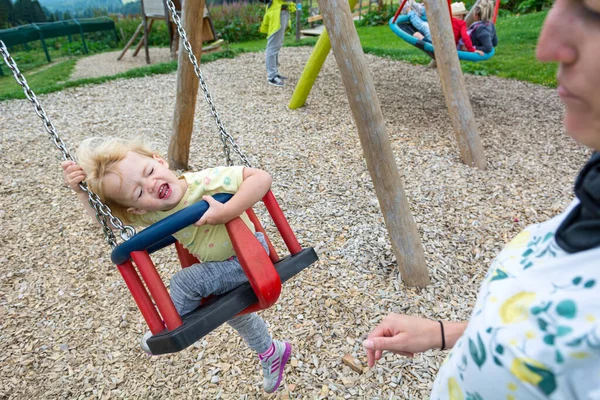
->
[[0, 47, 588, 399]]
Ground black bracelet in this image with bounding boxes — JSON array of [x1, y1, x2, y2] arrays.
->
[[439, 321, 446, 350]]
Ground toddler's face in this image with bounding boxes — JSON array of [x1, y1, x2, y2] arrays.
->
[[103, 151, 188, 215]]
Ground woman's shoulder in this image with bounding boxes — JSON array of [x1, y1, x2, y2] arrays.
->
[[471, 20, 494, 30]]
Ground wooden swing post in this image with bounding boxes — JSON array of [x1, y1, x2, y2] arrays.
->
[[422, 0, 486, 170], [168, 0, 205, 170], [316, 0, 430, 287]]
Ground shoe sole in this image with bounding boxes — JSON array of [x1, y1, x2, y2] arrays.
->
[[264, 342, 292, 393], [267, 81, 284, 87]]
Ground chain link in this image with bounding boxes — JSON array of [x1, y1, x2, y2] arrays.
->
[[165, 0, 252, 168], [2, 7, 244, 244], [0, 40, 136, 248]]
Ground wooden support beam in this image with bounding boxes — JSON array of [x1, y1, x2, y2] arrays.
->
[[117, 22, 143, 61], [317, 0, 430, 287], [168, 0, 205, 170], [140, 2, 151, 64], [133, 19, 154, 59], [423, 0, 486, 170]]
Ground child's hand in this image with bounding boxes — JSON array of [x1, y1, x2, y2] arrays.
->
[[475, 50, 485, 56], [194, 195, 231, 226], [61, 160, 86, 193]]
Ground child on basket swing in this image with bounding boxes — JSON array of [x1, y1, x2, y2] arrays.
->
[[61, 137, 291, 394]]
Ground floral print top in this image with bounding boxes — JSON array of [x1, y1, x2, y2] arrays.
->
[[431, 200, 600, 400], [131, 166, 254, 262]]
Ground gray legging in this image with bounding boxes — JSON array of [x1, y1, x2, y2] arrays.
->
[[265, 10, 289, 80], [169, 232, 272, 353]]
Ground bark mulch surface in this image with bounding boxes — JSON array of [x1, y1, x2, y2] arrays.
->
[[0, 47, 588, 399]]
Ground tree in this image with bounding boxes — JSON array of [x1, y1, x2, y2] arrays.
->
[[12, 0, 47, 24], [0, 0, 14, 28], [31, 0, 47, 22]]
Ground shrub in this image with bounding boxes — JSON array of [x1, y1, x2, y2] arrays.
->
[[515, 0, 552, 13], [355, 2, 397, 27], [210, 1, 265, 42]]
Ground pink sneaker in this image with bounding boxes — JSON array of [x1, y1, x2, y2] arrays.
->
[[259, 340, 292, 393]]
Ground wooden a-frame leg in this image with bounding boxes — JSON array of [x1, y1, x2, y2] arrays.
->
[[133, 19, 154, 62], [117, 22, 144, 61]]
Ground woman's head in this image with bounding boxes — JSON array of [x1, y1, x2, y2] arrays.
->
[[536, 0, 600, 151], [472, 0, 495, 21], [77, 137, 157, 222]]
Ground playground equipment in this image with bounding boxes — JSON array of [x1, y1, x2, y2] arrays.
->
[[389, 0, 500, 61], [290, 0, 486, 169], [288, 0, 490, 286], [301, 0, 370, 36], [0, 0, 317, 355], [117, 0, 222, 64], [0, 17, 117, 66]]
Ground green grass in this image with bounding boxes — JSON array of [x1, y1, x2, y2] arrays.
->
[[477, 12, 557, 86], [1, 11, 557, 101], [0, 48, 241, 101], [0, 58, 77, 100], [357, 11, 556, 86]]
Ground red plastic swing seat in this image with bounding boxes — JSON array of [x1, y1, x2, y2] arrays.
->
[[111, 190, 318, 355]]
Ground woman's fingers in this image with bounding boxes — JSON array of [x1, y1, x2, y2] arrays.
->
[[364, 334, 409, 367]]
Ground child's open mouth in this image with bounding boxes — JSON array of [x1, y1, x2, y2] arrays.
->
[[158, 183, 171, 199]]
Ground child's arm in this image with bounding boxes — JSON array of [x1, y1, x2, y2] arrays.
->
[[194, 167, 272, 226], [61, 160, 106, 223]]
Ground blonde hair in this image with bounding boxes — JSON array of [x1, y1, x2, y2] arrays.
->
[[473, 0, 494, 21], [77, 137, 159, 223]]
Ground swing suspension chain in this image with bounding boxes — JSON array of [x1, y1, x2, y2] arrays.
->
[[0, 41, 135, 248], [165, 0, 252, 168]]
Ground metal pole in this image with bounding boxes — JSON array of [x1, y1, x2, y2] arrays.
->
[[73, 19, 89, 54], [296, 1, 302, 41], [31, 24, 51, 62]]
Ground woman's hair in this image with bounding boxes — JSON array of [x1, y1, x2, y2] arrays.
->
[[473, 0, 494, 21], [77, 136, 159, 223]]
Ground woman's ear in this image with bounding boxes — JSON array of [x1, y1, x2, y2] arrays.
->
[[153, 154, 169, 168], [127, 207, 147, 215]]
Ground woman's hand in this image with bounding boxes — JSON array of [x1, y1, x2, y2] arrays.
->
[[363, 314, 442, 367], [364, 315, 468, 367], [61, 160, 86, 193]]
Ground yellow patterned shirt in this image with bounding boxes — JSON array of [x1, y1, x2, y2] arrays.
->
[[432, 199, 600, 400], [130, 166, 255, 262]]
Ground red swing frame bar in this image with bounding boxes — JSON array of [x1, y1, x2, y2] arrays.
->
[[115, 190, 302, 336]]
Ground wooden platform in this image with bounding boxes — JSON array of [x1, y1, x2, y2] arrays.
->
[[300, 24, 326, 37], [301, 5, 367, 37]]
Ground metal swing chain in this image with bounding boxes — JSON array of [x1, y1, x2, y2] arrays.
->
[[165, 0, 252, 168], [0, 40, 135, 248]]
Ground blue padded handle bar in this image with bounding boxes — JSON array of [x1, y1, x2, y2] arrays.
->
[[111, 193, 233, 265]]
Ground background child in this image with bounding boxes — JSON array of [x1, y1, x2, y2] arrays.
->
[[400, 0, 432, 42], [451, 2, 483, 56], [260, 0, 296, 87], [62, 137, 291, 394], [465, 0, 498, 54]]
